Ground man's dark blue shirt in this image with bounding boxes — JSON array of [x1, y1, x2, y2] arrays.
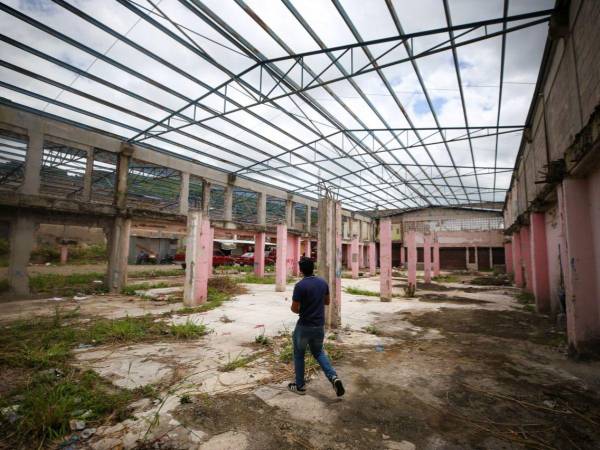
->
[[292, 275, 329, 327]]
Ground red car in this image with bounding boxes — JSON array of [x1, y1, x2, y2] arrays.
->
[[174, 249, 236, 269], [236, 250, 277, 266]]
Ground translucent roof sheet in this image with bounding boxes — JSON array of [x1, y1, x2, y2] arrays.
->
[[0, 0, 554, 210]]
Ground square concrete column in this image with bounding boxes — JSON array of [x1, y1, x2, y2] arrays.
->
[[318, 196, 342, 328], [489, 247, 493, 269], [350, 236, 359, 279], [60, 244, 68, 265], [368, 242, 377, 276], [423, 235, 432, 284], [276, 223, 287, 292], [82, 147, 94, 201], [179, 172, 190, 216], [379, 218, 392, 302], [407, 231, 417, 290], [306, 206, 312, 233], [207, 226, 214, 277], [20, 120, 44, 196], [559, 178, 599, 353], [257, 192, 267, 226], [530, 212, 550, 313], [254, 232, 266, 277], [115, 144, 133, 210], [400, 245, 405, 267], [433, 237, 440, 277], [183, 212, 211, 305], [290, 234, 301, 277], [8, 216, 37, 295], [505, 240, 514, 274], [201, 181, 211, 214], [512, 232, 523, 287], [303, 239, 311, 258], [474, 246, 479, 271], [106, 216, 131, 293], [358, 243, 364, 268], [223, 185, 233, 222], [465, 246, 469, 267], [520, 226, 533, 293]]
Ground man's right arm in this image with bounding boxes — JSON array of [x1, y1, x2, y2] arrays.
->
[[324, 294, 330, 305]]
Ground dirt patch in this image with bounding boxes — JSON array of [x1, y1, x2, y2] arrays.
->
[[417, 294, 490, 305], [406, 307, 565, 346], [394, 282, 452, 292], [469, 274, 512, 286]]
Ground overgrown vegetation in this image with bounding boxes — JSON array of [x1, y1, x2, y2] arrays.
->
[[128, 268, 184, 279], [121, 282, 170, 296], [363, 325, 380, 335], [29, 272, 107, 296], [254, 333, 270, 346], [514, 290, 536, 313], [219, 353, 257, 372], [175, 276, 246, 315], [345, 287, 379, 296], [239, 273, 295, 284], [432, 274, 460, 283]]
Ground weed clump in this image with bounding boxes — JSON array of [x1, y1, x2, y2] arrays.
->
[[345, 287, 380, 296]]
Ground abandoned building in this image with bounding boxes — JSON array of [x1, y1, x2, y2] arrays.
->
[[0, 0, 599, 449]]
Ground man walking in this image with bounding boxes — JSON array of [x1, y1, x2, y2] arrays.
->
[[288, 257, 345, 397]]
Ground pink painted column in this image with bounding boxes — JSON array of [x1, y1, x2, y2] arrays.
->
[[559, 178, 600, 352], [350, 236, 359, 279], [276, 224, 287, 292], [183, 213, 211, 306], [423, 235, 432, 283], [59, 244, 68, 265], [368, 241, 376, 276], [303, 239, 311, 258], [530, 212, 550, 313], [294, 235, 302, 276], [520, 226, 533, 293], [254, 232, 265, 278], [379, 218, 392, 301], [207, 227, 214, 276], [504, 240, 513, 274], [433, 237, 440, 277], [358, 243, 363, 268], [407, 231, 417, 290], [345, 243, 352, 269], [512, 231, 523, 287], [400, 244, 405, 267]]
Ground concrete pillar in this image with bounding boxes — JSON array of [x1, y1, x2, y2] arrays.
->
[[276, 223, 287, 292], [106, 216, 131, 293], [82, 147, 94, 201], [512, 232, 523, 287], [465, 246, 469, 267], [345, 243, 351, 269], [257, 192, 267, 226], [223, 185, 233, 222], [351, 236, 359, 279], [489, 247, 493, 269], [474, 246, 479, 271], [115, 144, 133, 210], [368, 241, 376, 276], [379, 218, 392, 301], [285, 200, 293, 228], [520, 226, 533, 293], [179, 172, 190, 215], [208, 226, 214, 277], [183, 212, 211, 305], [306, 206, 312, 233], [59, 244, 68, 265], [201, 181, 211, 214], [8, 216, 37, 295], [254, 232, 266, 277], [291, 234, 301, 277], [505, 240, 513, 274], [318, 195, 342, 328], [433, 237, 440, 277], [530, 212, 550, 313], [423, 235, 431, 284], [303, 238, 311, 258], [407, 231, 417, 290], [559, 178, 600, 353], [400, 244, 405, 267], [359, 243, 365, 268], [20, 120, 44, 195]]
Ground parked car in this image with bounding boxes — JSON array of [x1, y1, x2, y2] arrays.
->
[[174, 249, 236, 269], [236, 250, 276, 266]]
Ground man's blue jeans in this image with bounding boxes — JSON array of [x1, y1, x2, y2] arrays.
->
[[293, 324, 337, 388]]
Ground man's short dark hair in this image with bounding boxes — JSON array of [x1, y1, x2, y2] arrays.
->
[[298, 257, 314, 276]]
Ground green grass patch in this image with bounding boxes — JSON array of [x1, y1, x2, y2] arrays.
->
[[363, 325, 380, 335], [122, 282, 170, 296], [219, 353, 257, 372], [255, 333, 270, 346], [515, 291, 535, 305], [169, 320, 207, 339], [0, 278, 9, 293], [431, 274, 460, 283], [128, 268, 185, 279], [345, 287, 379, 296], [29, 272, 107, 296]]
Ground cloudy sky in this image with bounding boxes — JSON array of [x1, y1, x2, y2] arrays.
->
[[0, 0, 554, 210]]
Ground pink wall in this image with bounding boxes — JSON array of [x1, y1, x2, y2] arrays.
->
[[543, 206, 563, 315]]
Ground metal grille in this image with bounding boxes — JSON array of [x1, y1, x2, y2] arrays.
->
[[91, 149, 117, 205], [311, 208, 319, 229], [402, 216, 504, 233], [266, 196, 286, 224], [40, 142, 87, 199], [127, 159, 181, 212], [0, 133, 26, 192], [294, 203, 307, 227], [188, 174, 203, 211], [232, 188, 258, 224], [209, 185, 225, 220]]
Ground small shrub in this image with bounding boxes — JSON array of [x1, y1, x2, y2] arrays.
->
[[363, 325, 380, 335], [219, 353, 255, 372], [345, 287, 379, 296], [255, 333, 270, 346], [169, 320, 207, 339]]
